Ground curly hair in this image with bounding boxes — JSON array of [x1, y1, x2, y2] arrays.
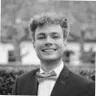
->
[[29, 12, 70, 41]]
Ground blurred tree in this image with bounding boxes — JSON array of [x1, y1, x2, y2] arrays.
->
[[80, 23, 96, 63], [1, 0, 96, 64], [1, 21, 30, 63], [1, 0, 96, 39], [80, 47, 95, 64]]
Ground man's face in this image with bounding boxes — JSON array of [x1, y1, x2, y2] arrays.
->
[[33, 24, 66, 62]]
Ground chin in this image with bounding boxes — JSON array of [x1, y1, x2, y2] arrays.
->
[[40, 56, 60, 61]]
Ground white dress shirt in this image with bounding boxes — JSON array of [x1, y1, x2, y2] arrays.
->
[[37, 61, 64, 96]]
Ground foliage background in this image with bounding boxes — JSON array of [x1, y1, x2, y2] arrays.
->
[[1, 0, 96, 63], [0, 1, 96, 95], [1, 0, 96, 42], [0, 65, 95, 95]]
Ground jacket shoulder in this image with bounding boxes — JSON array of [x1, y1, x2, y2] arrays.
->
[[12, 68, 39, 95], [18, 68, 39, 81], [68, 70, 95, 94], [69, 70, 94, 85], [63, 66, 94, 85]]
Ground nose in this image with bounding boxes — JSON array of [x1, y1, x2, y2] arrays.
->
[[45, 36, 53, 46]]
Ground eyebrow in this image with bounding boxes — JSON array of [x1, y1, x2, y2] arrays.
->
[[51, 32, 60, 35], [37, 33, 45, 36], [36, 32, 60, 36], [52, 32, 58, 34]]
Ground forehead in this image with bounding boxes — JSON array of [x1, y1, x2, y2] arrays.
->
[[35, 24, 63, 35]]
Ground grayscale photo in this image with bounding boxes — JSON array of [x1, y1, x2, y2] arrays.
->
[[0, 0, 95, 96]]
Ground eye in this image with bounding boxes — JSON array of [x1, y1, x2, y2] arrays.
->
[[53, 36, 60, 38], [36, 33, 46, 40], [52, 34, 60, 39], [37, 35, 45, 40]]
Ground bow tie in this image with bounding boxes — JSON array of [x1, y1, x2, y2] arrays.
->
[[36, 71, 57, 83]]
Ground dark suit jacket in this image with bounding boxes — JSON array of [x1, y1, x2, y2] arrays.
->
[[12, 66, 95, 96]]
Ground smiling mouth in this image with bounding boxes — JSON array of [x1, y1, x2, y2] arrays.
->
[[42, 49, 57, 52]]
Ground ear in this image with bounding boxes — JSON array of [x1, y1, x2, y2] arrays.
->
[[32, 41, 35, 48], [63, 39, 67, 46], [64, 43, 66, 47], [63, 39, 67, 52]]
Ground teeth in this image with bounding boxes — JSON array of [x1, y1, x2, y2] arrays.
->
[[43, 49, 55, 52]]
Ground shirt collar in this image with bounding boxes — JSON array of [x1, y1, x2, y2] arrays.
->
[[40, 61, 64, 78]]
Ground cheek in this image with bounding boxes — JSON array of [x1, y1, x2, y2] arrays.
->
[[34, 42, 42, 52], [58, 43, 65, 52], [58, 40, 65, 48]]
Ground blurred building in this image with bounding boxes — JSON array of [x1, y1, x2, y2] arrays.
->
[[1, 1, 96, 66], [0, 42, 40, 65], [0, 33, 96, 66]]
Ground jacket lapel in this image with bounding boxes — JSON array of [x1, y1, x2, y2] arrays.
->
[[30, 68, 39, 95], [51, 66, 70, 96]]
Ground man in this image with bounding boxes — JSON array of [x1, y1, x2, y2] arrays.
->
[[12, 12, 95, 96]]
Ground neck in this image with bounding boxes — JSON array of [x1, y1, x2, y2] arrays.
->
[[40, 59, 63, 72]]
